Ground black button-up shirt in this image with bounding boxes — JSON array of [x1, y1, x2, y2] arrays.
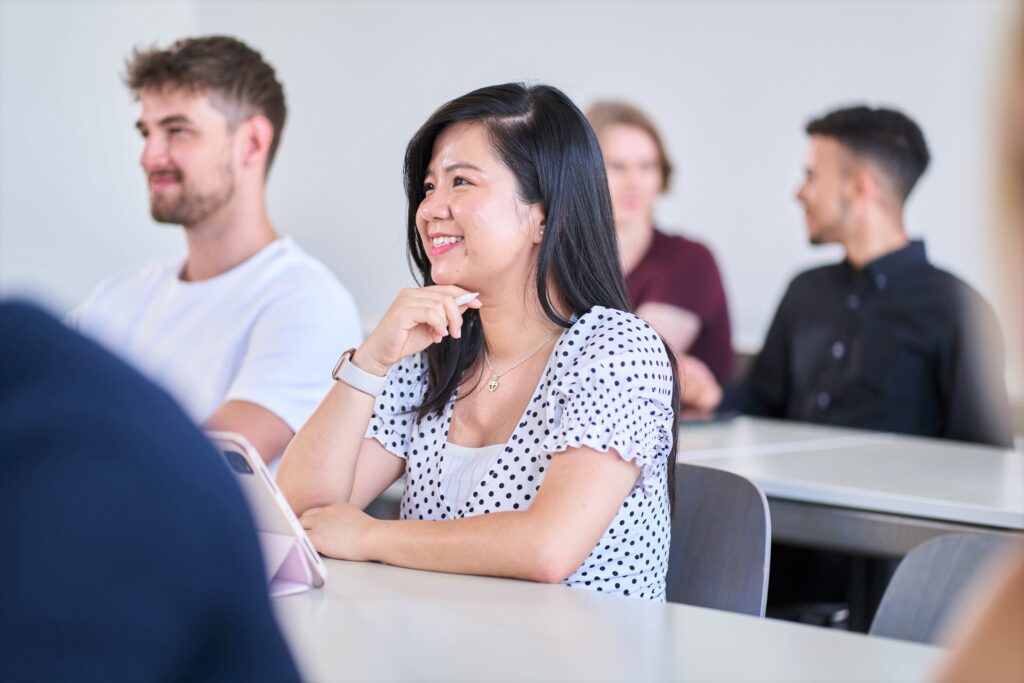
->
[[725, 241, 1014, 447]]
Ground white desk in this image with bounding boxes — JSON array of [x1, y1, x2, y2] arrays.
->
[[678, 416, 886, 460], [274, 559, 941, 683], [679, 418, 1024, 556]]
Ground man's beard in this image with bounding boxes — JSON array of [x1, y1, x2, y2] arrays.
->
[[808, 228, 830, 245], [149, 163, 235, 227], [807, 195, 849, 246]]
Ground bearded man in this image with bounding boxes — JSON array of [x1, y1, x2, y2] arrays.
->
[[682, 105, 1013, 448], [69, 36, 361, 463]]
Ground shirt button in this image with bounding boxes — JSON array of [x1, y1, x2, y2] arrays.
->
[[832, 341, 846, 359], [846, 294, 861, 310], [875, 274, 888, 290], [816, 391, 831, 409]]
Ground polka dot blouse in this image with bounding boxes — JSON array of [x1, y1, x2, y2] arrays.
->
[[366, 306, 675, 600]]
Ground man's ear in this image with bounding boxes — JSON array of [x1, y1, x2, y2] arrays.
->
[[850, 165, 879, 206], [241, 115, 275, 170]]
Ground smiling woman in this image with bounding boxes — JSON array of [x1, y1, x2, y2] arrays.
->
[[413, 121, 543, 294], [277, 83, 681, 600]]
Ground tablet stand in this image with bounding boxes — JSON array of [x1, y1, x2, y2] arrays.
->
[[257, 531, 315, 597]]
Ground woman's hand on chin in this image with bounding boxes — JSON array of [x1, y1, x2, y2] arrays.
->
[[300, 502, 377, 562], [354, 285, 482, 376]]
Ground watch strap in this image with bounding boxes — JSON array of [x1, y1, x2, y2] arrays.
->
[[332, 348, 388, 397]]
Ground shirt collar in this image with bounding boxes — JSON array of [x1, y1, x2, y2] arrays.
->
[[843, 240, 927, 287], [865, 240, 927, 273]]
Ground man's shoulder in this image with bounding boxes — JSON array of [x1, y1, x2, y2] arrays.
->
[[92, 257, 180, 295], [913, 261, 977, 293], [782, 261, 842, 298], [791, 259, 842, 281], [263, 238, 353, 300], [72, 258, 180, 321], [912, 264, 999, 324], [243, 239, 361, 339]]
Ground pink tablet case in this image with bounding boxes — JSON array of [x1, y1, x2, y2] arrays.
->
[[258, 531, 315, 597]]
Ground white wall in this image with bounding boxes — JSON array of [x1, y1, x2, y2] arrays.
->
[[1, 0, 1018, 355]]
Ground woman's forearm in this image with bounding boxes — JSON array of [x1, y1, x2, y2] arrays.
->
[[364, 510, 576, 584], [358, 449, 636, 582], [279, 287, 478, 513], [277, 378, 377, 514]]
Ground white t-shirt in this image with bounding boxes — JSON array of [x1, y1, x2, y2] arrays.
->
[[69, 237, 361, 437]]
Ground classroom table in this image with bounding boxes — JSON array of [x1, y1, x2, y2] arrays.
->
[[677, 416, 888, 458], [273, 559, 942, 683], [678, 417, 1024, 557]]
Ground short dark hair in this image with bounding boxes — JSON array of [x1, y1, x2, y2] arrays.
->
[[403, 83, 680, 430], [124, 35, 287, 170], [806, 105, 930, 202], [586, 100, 673, 192]]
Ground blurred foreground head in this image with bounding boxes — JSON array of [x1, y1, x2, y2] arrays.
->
[[997, 13, 1024, 358]]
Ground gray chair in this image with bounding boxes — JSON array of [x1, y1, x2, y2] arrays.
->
[[666, 463, 771, 616], [870, 534, 1010, 644]]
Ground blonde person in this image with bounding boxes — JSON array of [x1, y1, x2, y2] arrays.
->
[[278, 83, 680, 600], [587, 101, 734, 382]]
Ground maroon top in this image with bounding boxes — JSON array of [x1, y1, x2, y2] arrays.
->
[[625, 229, 734, 381]]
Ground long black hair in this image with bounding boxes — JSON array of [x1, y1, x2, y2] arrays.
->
[[403, 83, 680, 469]]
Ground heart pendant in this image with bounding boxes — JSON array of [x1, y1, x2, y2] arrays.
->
[[487, 377, 499, 392]]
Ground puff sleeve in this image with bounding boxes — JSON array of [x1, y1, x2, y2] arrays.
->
[[541, 317, 675, 495]]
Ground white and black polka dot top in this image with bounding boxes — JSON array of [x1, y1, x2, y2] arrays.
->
[[366, 306, 675, 600]]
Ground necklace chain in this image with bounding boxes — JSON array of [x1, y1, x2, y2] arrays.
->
[[482, 330, 560, 392]]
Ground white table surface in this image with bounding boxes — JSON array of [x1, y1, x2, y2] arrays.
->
[[678, 418, 1024, 530], [677, 416, 887, 460], [274, 559, 942, 683]]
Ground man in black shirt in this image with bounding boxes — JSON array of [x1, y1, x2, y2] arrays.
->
[[680, 105, 1015, 630], [684, 105, 1014, 448]]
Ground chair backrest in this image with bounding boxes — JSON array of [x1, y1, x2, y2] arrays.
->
[[666, 463, 771, 617], [869, 533, 1010, 644]]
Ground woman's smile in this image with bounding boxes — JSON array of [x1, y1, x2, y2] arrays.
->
[[428, 233, 464, 257]]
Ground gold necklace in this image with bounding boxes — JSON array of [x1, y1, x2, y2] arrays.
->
[[482, 330, 560, 392]]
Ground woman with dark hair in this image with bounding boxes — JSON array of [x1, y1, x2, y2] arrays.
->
[[278, 83, 679, 600]]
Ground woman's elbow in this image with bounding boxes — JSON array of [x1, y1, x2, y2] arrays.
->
[[530, 563, 575, 585], [525, 535, 585, 584], [276, 482, 311, 517], [276, 476, 330, 517]]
